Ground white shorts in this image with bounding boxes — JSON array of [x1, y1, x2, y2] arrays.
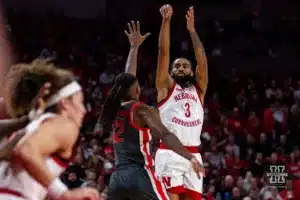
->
[[155, 149, 203, 199]]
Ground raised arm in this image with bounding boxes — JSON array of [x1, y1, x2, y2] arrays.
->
[[186, 6, 208, 103], [124, 21, 150, 76], [133, 104, 202, 174], [156, 5, 174, 101]]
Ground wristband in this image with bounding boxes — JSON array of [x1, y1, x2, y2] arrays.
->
[[47, 177, 68, 200]]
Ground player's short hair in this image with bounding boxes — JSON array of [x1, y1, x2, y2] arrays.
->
[[99, 73, 137, 136], [5, 58, 74, 117]]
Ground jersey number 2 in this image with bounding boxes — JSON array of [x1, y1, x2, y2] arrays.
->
[[113, 120, 124, 143], [184, 102, 191, 118]]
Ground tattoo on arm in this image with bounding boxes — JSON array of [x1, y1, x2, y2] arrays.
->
[[157, 19, 172, 89], [125, 47, 139, 76], [190, 31, 208, 93], [135, 104, 193, 161], [190, 31, 206, 57]]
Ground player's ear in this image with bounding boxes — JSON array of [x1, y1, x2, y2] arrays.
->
[[59, 98, 72, 111]]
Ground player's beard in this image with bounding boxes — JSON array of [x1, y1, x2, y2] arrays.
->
[[172, 74, 194, 88]]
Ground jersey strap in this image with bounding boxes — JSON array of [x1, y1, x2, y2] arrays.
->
[[129, 102, 148, 131]]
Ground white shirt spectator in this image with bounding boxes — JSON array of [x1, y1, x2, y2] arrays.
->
[[273, 110, 284, 123]]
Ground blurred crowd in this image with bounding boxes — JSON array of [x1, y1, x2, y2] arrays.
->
[[3, 1, 300, 199]]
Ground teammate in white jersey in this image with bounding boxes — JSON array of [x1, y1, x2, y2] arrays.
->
[[0, 59, 99, 200], [155, 4, 208, 200]]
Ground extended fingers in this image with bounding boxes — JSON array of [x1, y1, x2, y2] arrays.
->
[[127, 22, 133, 33], [142, 32, 151, 39], [126, 21, 140, 34]]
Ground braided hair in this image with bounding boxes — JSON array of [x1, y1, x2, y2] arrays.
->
[[99, 73, 137, 135]]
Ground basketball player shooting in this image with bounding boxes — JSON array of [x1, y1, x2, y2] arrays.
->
[[155, 4, 208, 200], [100, 21, 202, 200]]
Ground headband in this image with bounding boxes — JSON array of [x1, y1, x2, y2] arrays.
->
[[28, 81, 82, 121], [46, 81, 82, 107]]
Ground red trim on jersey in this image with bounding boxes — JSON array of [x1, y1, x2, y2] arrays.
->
[[167, 186, 186, 194], [159, 143, 199, 153], [129, 102, 149, 131], [185, 188, 202, 200], [145, 167, 170, 200], [139, 129, 169, 200], [157, 81, 176, 108], [51, 153, 69, 168], [193, 84, 204, 107], [141, 130, 153, 167], [0, 188, 25, 198]]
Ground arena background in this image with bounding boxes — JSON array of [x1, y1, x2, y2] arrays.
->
[[2, 0, 300, 199]]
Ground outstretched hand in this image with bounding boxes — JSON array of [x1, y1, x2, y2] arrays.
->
[[125, 21, 150, 48], [186, 6, 196, 32]]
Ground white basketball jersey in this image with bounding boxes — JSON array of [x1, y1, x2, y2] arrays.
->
[[0, 113, 69, 200], [158, 83, 204, 146]]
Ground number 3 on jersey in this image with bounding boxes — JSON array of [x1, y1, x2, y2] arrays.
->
[[184, 102, 191, 118], [113, 119, 124, 143]]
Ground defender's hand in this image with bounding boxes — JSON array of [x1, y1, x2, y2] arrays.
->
[[190, 156, 204, 179], [125, 21, 150, 48], [159, 4, 173, 20], [186, 6, 196, 32]]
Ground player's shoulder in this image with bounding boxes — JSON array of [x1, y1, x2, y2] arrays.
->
[[132, 102, 157, 116], [41, 115, 78, 135]]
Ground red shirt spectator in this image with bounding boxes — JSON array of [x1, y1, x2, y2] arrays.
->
[[280, 180, 300, 200], [263, 107, 274, 133], [247, 111, 261, 139], [227, 108, 244, 135]]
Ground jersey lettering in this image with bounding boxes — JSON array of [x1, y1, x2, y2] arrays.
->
[[171, 117, 201, 127], [113, 119, 125, 143], [162, 176, 171, 187], [174, 93, 197, 103]]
